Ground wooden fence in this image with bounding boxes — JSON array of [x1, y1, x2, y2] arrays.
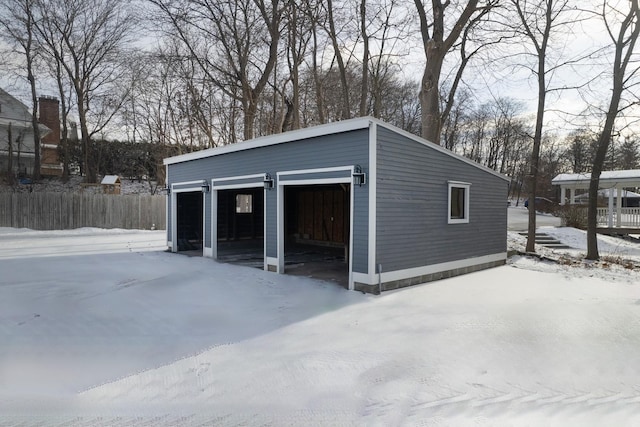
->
[[0, 192, 166, 230]]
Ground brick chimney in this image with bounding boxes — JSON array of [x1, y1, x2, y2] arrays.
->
[[38, 96, 62, 176]]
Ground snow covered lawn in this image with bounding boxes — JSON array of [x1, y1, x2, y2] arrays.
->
[[1, 227, 640, 426]]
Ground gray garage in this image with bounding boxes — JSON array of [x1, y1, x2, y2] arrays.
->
[[164, 117, 509, 293]]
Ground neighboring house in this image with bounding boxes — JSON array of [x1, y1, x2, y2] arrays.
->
[[0, 88, 62, 178], [163, 117, 509, 293], [553, 170, 640, 208]]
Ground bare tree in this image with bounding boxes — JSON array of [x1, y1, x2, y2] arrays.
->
[[366, 0, 413, 118], [586, 0, 640, 260], [358, 0, 369, 117], [509, 0, 585, 253], [34, 0, 136, 183], [0, 0, 42, 180], [325, 0, 353, 120], [149, 0, 281, 141], [283, 0, 313, 130], [413, 0, 497, 143]]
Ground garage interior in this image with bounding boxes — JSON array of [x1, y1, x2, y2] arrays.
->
[[283, 184, 350, 287], [210, 184, 350, 287], [216, 188, 265, 268], [176, 191, 203, 253]]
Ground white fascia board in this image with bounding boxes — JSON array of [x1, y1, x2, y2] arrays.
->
[[163, 117, 373, 165]]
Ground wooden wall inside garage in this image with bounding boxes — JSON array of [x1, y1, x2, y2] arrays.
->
[[287, 185, 349, 245]]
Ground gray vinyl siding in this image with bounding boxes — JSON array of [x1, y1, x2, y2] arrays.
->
[[376, 126, 508, 272], [167, 129, 370, 273]]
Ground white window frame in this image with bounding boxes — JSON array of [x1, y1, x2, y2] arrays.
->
[[448, 181, 470, 224]]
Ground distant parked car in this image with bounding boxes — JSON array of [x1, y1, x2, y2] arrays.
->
[[524, 197, 556, 213]]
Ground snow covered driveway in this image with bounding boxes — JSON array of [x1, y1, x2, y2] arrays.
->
[[2, 227, 640, 426]]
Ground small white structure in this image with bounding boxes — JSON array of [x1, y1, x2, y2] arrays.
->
[[100, 175, 121, 194], [552, 170, 640, 228]]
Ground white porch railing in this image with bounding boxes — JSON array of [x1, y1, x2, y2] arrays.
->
[[596, 207, 640, 227]]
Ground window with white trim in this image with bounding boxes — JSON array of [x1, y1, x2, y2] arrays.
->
[[235, 194, 253, 213], [448, 181, 470, 224]]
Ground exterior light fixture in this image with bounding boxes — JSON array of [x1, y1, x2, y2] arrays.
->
[[264, 173, 274, 190], [201, 181, 210, 193], [353, 165, 366, 187]]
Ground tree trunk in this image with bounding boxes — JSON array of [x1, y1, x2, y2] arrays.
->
[[525, 62, 546, 253], [244, 98, 257, 141], [311, 22, 325, 124], [56, 63, 70, 181], [27, 44, 40, 180], [359, 0, 369, 117], [7, 123, 13, 185], [420, 49, 444, 143], [586, 0, 640, 260], [326, 0, 351, 120], [76, 86, 96, 183]]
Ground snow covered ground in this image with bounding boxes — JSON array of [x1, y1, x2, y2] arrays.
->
[[2, 223, 640, 426]]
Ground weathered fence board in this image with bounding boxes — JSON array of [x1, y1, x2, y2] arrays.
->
[[0, 192, 166, 230]]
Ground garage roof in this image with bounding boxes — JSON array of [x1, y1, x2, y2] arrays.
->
[[163, 116, 509, 182]]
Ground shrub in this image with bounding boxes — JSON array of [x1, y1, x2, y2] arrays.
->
[[557, 205, 588, 229]]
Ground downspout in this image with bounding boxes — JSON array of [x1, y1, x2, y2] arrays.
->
[[378, 263, 382, 295]]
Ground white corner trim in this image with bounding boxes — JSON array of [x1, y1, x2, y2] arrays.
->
[[354, 253, 506, 285], [211, 186, 217, 259], [203, 247, 214, 257], [263, 188, 268, 271], [348, 175, 355, 290], [368, 120, 377, 284], [277, 183, 284, 274]]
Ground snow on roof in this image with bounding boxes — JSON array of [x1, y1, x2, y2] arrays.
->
[[552, 169, 640, 186], [101, 175, 120, 185]]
